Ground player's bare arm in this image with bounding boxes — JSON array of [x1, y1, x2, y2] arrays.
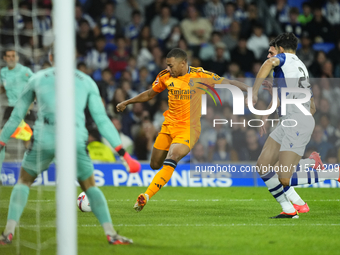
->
[[310, 97, 316, 115], [224, 79, 250, 92], [116, 88, 159, 112], [252, 57, 280, 105]]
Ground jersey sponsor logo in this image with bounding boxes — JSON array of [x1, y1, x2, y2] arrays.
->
[[168, 82, 174, 87], [169, 89, 196, 100]]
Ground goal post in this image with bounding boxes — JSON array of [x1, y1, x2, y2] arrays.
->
[[54, 0, 77, 254]]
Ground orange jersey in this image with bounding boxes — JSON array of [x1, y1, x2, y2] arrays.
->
[[152, 66, 223, 126]]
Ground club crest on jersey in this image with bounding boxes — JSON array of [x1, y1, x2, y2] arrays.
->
[[213, 74, 221, 81], [189, 79, 194, 87]]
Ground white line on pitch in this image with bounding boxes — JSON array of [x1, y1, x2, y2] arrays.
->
[[1, 199, 339, 202], [1, 223, 340, 228]]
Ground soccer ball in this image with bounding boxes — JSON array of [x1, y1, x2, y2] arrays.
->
[[77, 192, 91, 212]]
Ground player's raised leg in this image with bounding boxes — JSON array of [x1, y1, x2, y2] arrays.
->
[[256, 137, 298, 218], [0, 167, 35, 245], [134, 143, 190, 212]]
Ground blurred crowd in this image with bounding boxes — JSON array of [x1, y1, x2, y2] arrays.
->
[[1, 0, 340, 163]]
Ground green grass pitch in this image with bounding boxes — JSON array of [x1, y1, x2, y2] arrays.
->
[[0, 186, 339, 255]]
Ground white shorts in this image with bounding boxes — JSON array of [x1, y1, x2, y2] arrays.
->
[[269, 114, 315, 156]]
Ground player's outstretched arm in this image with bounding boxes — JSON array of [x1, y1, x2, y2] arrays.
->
[[228, 79, 250, 92], [0, 81, 35, 144], [116, 88, 159, 112], [88, 85, 141, 173], [252, 58, 280, 104]]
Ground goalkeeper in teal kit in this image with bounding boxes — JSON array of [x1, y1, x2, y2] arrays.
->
[[0, 52, 140, 245]]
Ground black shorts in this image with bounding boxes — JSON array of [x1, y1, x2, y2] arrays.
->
[[1, 106, 37, 129]]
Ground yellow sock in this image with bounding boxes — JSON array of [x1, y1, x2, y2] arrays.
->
[[145, 159, 177, 199]]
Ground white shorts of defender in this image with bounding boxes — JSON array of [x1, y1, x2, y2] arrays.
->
[[269, 113, 315, 156]]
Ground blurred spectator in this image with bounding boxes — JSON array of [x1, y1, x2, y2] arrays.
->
[[324, 148, 338, 164], [230, 37, 255, 72], [137, 37, 158, 68], [132, 25, 151, 56], [109, 37, 129, 75], [98, 2, 120, 43], [213, 133, 231, 161], [231, 116, 247, 157], [146, 46, 163, 76], [281, 7, 302, 38], [240, 3, 265, 38], [121, 79, 138, 99], [204, 0, 224, 23], [96, 68, 114, 103], [76, 19, 95, 56], [321, 60, 334, 78], [134, 119, 157, 160], [87, 129, 116, 162], [145, 0, 164, 24], [105, 116, 134, 155], [151, 4, 178, 41], [314, 97, 338, 127], [223, 62, 242, 80], [238, 128, 262, 161], [153, 99, 168, 131], [307, 125, 333, 159], [75, 4, 99, 36], [305, 5, 334, 43], [213, 2, 236, 34], [85, 35, 108, 75], [204, 42, 229, 76], [246, 23, 269, 60], [165, 25, 182, 51], [178, 38, 194, 65], [35, 7, 52, 36], [125, 10, 143, 41], [322, 0, 340, 26], [191, 142, 207, 163], [234, 0, 247, 21], [329, 120, 340, 148], [319, 113, 335, 141], [298, 2, 313, 25], [222, 21, 241, 51], [121, 102, 144, 138], [296, 32, 315, 68], [199, 31, 230, 61], [115, 0, 147, 27], [327, 39, 340, 77], [269, 0, 290, 24], [133, 66, 151, 93], [309, 51, 327, 77], [126, 56, 139, 83], [180, 5, 213, 51], [110, 87, 129, 115]]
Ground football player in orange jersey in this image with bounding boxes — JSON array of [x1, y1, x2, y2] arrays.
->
[[117, 48, 249, 212]]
